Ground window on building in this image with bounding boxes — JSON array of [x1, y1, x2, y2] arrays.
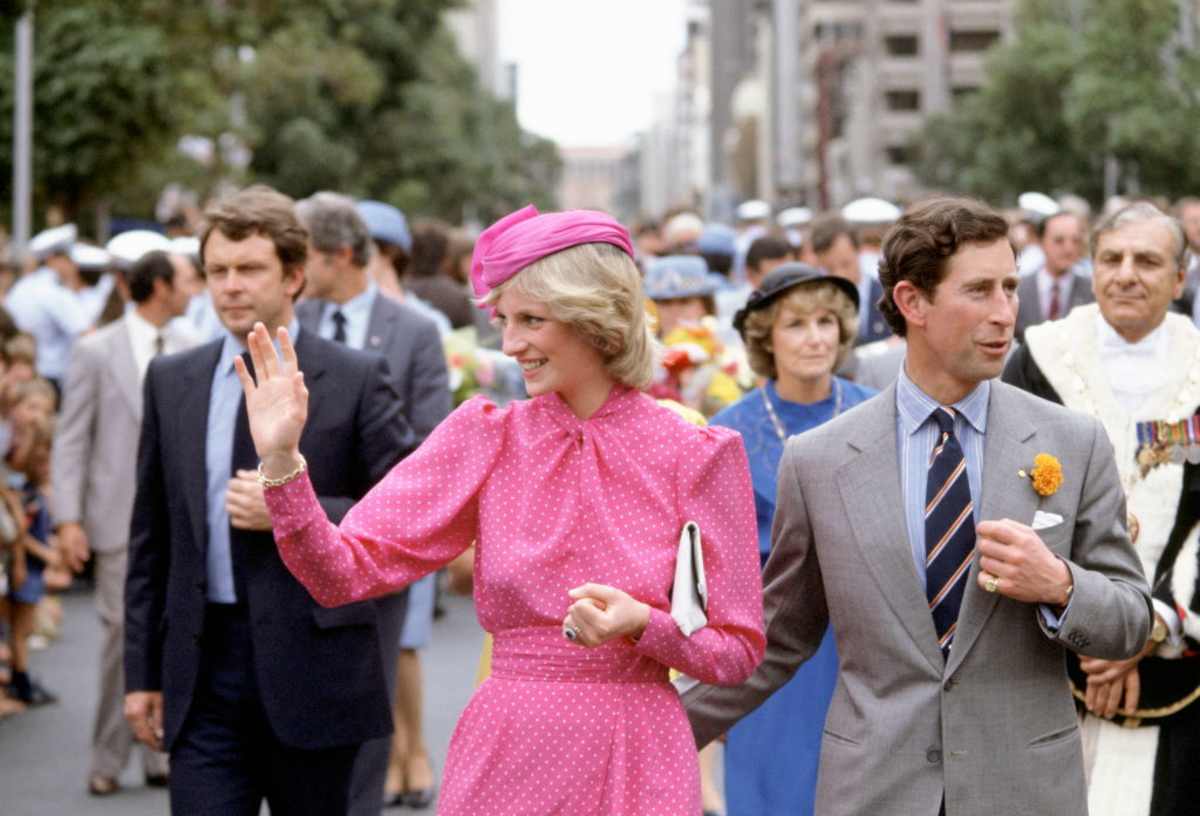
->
[[884, 34, 919, 56], [951, 85, 980, 102], [884, 90, 921, 111], [814, 21, 864, 43], [949, 30, 1001, 52], [885, 145, 911, 165]]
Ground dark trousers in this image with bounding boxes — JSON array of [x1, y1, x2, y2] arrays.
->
[[169, 604, 359, 816]]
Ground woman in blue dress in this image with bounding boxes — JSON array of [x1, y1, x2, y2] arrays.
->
[[711, 263, 876, 815]]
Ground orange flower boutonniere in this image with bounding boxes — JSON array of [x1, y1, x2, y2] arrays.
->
[[1020, 453, 1063, 497]]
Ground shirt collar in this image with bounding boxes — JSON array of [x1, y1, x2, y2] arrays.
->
[[1096, 310, 1167, 357], [896, 365, 990, 436], [1036, 265, 1070, 289], [217, 317, 301, 376], [124, 308, 160, 348], [323, 283, 378, 322]]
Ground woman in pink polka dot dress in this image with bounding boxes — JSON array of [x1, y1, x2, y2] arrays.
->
[[236, 206, 766, 814]]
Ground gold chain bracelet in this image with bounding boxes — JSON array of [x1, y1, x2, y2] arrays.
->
[[257, 454, 308, 488]]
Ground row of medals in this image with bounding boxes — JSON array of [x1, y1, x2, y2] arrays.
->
[[1128, 419, 1200, 544], [1135, 418, 1200, 472]]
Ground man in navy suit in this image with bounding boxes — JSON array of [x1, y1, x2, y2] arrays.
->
[[295, 191, 450, 814], [810, 213, 894, 345], [124, 185, 414, 815]]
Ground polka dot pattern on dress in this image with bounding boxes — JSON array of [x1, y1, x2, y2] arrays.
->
[[264, 385, 765, 814]]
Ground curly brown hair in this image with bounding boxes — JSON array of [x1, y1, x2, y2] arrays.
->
[[199, 185, 308, 274], [741, 282, 858, 379], [877, 197, 1010, 337]]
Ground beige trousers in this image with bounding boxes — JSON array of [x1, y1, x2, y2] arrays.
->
[[90, 549, 169, 780]]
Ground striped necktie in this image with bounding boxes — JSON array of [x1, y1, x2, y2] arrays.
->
[[924, 406, 975, 659]]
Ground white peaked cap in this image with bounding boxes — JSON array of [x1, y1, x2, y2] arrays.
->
[[1017, 191, 1060, 218], [29, 223, 78, 260], [735, 199, 771, 221], [841, 197, 902, 224], [106, 230, 172, 267], [69, 243, 112, 270], [169, 236, 201, 258], [777, 207, 813, 228]]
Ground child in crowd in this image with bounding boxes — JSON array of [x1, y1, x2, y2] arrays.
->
[[2, 403, 59, 706]]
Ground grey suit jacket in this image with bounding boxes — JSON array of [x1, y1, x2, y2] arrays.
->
[[50, 319, 195, 554], [1015, 270, 1094, 343], [684, 381, 1151, 816], [297, 293, 451, 442], [851, 341, 907, 391]]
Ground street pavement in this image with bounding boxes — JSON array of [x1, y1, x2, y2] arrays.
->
[[0, 586, 485, 815]]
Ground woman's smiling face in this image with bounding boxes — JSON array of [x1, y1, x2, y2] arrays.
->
[[495, 288, 608, 401]]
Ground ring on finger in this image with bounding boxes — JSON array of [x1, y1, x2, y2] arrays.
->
[[984, 574, 999, 593], [563, 625, 579, 642]]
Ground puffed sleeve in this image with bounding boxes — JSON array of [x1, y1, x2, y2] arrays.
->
[[633, 425, 766, 685], [264, 396, 508, 607]]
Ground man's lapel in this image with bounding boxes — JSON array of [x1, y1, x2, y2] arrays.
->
[[1070, 272, 1093, 308], [181, 341, 223, 553], [364, 294, 396, 355], [293, 330, 328, 439], [111, 323, 142, 423], [835, 387, 945, 674], [1019, 275, 1041, 328], [946, 382, 1041, 675], [295, 298, 322, 335]]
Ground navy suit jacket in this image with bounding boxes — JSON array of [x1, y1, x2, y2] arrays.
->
[[856, 277, 894, 346], [297, 293, 450, 443], [124, 329, 415, 751]]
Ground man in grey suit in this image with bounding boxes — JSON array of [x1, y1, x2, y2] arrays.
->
[[52, 250, 196, 795], [1015, 211, 1094, 342], [683, 197, 1153, 816], [294, 192, 451, 815]]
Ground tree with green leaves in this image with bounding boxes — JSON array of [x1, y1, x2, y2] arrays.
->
[[912, 0, 1200, 206], [241, 7, 560, 223], [2, 0, 560, 232]]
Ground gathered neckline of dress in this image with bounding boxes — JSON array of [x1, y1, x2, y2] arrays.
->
[[536, 384, 643, 430]]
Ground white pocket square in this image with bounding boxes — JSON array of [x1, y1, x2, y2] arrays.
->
[[1032, 510, 1064, 531]]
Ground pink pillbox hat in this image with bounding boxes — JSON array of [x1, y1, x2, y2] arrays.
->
[[469, 205, 635, 304]]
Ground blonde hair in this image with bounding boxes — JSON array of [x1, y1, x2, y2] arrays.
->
[[742, 281, 859, 379], [3, 334, 36, 367], [484, 243, 657, 389], [10, 377, 58, 413]]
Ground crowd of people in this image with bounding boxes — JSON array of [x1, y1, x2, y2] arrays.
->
[[0, 185, 1197, 816]]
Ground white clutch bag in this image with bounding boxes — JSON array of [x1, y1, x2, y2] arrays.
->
[[670, 521, 709, 636]]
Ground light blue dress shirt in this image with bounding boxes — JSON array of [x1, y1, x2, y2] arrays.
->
[[204, 319, 299, 603], [895, 368, 988, 579], [895, 368, 1065, 630], [5, 267, 92, 381], [316, 283, 377, 349]]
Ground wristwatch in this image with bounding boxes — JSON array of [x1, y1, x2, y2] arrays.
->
[[1150, 616, 1169, 646]]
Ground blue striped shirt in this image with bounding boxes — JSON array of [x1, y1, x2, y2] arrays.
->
[[896, 368, 1065, 629], [895, 368, 989, 585]]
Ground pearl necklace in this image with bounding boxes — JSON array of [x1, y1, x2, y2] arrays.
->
[[762, 378, 843, 443]]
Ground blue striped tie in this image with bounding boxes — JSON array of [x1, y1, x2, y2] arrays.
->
[[924, 407, 975, 659]]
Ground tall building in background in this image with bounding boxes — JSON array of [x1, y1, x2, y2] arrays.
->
[[557, 147, 627, 213], [707, 0, 1013, 210], [447, 0, 516, 99], [707, 0, 761, 221], [625, 1, 713, 221]]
